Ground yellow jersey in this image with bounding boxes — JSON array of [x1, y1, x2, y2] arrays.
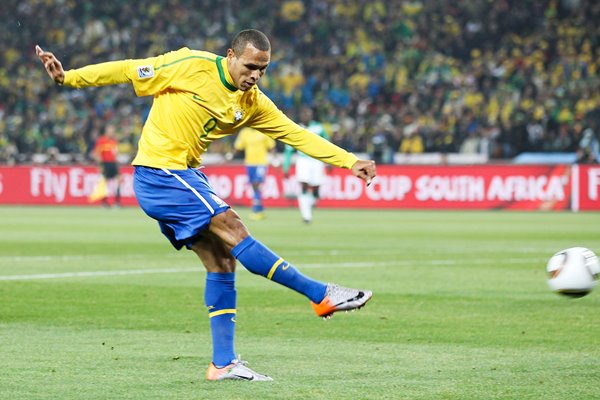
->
[[234, 127, 275, 166], [63, 47, 358, 170]]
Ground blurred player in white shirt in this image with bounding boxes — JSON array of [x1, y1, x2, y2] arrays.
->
[[283, 107, 329, 223]]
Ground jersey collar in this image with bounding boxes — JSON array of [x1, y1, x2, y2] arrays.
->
[[216, 56, 238, 92]]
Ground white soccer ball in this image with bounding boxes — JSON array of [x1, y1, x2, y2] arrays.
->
[[547, 247, 600, 298]]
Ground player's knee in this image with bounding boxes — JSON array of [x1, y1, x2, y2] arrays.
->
[[191, 240, 237, 273], [222, 254, 237, 271], [209, 209, 250, 248], [207, 254, 237, 273]]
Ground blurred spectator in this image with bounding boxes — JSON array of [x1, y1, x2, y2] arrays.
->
[[552, 123, 575, 152], [577, 126, 599, 163], [399, 116, 424, 155], [526, 118, 545, 152], [459, 131, 481, 155], [370, 114, 396, 163], [1, 0, 600, 164]]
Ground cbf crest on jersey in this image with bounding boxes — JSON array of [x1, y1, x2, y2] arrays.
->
[[137, 66, 154, 79], [234, 109, 244, 122]]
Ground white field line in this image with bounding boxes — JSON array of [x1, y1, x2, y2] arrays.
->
[[0, 267, 202, 281], [0, 250, 543, 263], [0, 254, 174, 263], [0, 257, 541, 281]]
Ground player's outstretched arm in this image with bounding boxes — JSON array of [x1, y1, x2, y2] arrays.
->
[[35, 45, 65, 84], [351, 159, 376, 186]]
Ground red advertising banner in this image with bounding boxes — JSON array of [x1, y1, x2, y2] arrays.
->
[[573, 165, 600, 211], [0, 166, 137, 206], [0, 164, 597, 211], [207, 164, 575, 211]]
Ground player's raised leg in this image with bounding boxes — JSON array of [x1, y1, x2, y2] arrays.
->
[[210, 210, 373, 319]]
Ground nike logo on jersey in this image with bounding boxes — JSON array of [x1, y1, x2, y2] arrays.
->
[[192, 94, 207, 102]]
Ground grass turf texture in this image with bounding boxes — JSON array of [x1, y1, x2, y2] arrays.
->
[[0, 206, 599, 400]]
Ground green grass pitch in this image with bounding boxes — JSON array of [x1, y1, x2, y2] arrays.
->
[[0, 206, 599, 399]]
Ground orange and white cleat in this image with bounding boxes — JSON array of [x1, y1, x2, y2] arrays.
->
[[206, 357, 273, 381], [311, 283, 373, 320]]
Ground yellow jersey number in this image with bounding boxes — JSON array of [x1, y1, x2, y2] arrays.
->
[[198, 117, 217, 150], [202, 118, 217, 137]]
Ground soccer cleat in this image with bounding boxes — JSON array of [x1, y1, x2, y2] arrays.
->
[[206, 357, 273, 381], [311, 283, 373, 319]]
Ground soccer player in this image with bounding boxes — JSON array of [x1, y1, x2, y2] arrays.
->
[[233, 126, 275, 220], [283, 107, 329, 224], [92, 124, 122, 207], [36, 29, 376, 382]]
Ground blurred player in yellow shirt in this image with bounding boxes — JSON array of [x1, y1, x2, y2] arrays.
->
[[233, 127, 275, 220], [37, 29, 376, 382]]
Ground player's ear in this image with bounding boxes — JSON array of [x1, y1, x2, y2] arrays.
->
[[226, 48, 235, 59]]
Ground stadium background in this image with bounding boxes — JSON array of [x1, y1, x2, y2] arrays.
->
[[0, 0, 599, 210], [1, 2, 600, 399]]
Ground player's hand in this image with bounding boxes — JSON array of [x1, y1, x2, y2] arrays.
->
[[35, 45, 65, 84], [351, 159, 376, 186]]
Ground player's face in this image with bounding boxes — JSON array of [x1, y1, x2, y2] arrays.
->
[[227, 43, 270, 91]]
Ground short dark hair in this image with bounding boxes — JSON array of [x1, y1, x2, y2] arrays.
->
[[231, 29, 271, 54]]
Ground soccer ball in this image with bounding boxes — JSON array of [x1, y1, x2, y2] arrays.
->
[[546, 247, 600, 298]]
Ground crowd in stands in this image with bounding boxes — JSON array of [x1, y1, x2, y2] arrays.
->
[[1, 0, 599, 165]]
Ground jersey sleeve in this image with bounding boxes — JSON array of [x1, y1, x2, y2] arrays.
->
[[63, 60, 131, 88], [250, 92, 358, 169], [62, 47, 195, 96], [126, 47, 195, 97]]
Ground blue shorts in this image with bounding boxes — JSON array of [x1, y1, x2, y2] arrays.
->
[[133, 166, 230, 250], [246, 165, 268, 184]]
